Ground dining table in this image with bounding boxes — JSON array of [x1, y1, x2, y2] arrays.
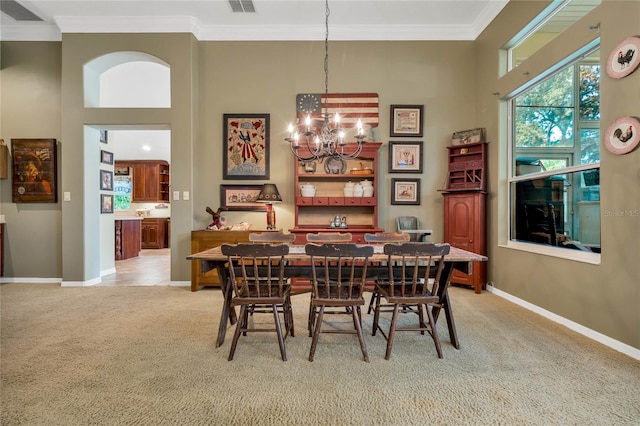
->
[[187, 244, 488, 349]]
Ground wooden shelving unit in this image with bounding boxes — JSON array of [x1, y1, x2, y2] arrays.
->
[[444, 142, 487, 191], [441, 141, 488, 293], [289, 142, 383, 244]]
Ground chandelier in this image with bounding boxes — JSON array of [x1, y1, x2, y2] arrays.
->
[[285, 0, 366, 163]]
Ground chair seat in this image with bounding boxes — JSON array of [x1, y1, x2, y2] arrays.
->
[[375, 283, 437, 305]]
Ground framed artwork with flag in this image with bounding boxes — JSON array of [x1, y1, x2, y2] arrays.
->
[[223, 114, 270, 180], [296, 93, 379, 139]]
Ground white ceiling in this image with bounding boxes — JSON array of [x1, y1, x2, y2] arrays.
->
[[1, 0, 509, 41]]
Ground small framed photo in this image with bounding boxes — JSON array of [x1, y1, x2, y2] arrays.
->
[[100, 150, 114, 165], [220, 184, 267, 211], [100, 169, 113, 191], [389, 141, 423, 173], [223, 113, 270, 180], [100, 130, 108, 144], [101, 194, 114, 213], [391, 178, 420, 205], [390, 105, 423, 137]]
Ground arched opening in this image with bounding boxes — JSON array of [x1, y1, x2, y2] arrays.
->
[[84, 51, 171, 286]]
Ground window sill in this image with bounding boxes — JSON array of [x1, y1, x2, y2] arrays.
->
[[501, 240, 601, 265]]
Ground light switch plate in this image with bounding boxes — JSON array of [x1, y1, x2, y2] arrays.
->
[[64, 192, 71, 201], [173, 191, 180, 201], [183, 191, 189, 201]]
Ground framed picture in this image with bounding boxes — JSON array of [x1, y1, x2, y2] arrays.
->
[[101, 194, 114, 213], [100, 150, 114, 165], [389, 141, 423, 173], [390, 105, 423, 137], [100, 130, 108, 144], [100, 169, 113, 191], [391, 178, 420, 205], [223, 113, 270, 180], [220, 184, 267, 211], [11, 138, 58, 203]]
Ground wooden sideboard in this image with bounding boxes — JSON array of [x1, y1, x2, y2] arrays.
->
[[190, 229, 276, 292]]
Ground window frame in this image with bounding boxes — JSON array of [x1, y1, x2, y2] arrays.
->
[[505, 46, 601, 265]]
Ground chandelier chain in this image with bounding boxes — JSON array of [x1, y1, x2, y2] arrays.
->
[[285, 0, 366, 163]]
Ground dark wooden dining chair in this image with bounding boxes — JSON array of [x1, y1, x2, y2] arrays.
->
[[221, 243, 294, 361], [305, 232, 352, 243], [372, 242, 451, 360], [247, 231, 298, 315], [249, 231, 296, 244], [363, 232, 411, 314], [305, 243, 374, 362]]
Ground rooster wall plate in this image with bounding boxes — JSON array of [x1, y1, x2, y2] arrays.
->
[[606, 36, 640, 79], [604, 116, 639, 155]]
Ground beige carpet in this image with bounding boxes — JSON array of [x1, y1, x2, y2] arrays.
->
[[1, 283, 638, 425]]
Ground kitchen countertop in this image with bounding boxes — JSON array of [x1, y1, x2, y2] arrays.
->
[[114, 216, 144, 220]]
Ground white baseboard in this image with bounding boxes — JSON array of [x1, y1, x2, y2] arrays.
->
[[487, 284, 640, 361], [0, 277, 61, 284]]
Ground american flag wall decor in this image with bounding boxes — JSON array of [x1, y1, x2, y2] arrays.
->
[[296, 93, 379, 128]]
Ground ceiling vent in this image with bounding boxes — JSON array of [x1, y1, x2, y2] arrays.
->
[[0, 0, 43, 21], [228, 0, 255, 13]]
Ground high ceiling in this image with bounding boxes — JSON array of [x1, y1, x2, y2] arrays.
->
[[1, 0, 509, 41]]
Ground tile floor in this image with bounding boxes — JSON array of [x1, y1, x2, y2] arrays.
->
[[100, 248, 170, 286]]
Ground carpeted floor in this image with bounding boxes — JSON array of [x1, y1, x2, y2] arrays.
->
[[1, 283, 639, 425]]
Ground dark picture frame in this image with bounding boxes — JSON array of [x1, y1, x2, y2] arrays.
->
[[391, 178, 420, 205], [390, 105, 423, 137], [100, 150, 114, 165], [223, 113, 270, 180], [389, 141, 423, 173], [100, 169, 113, 191], [11, 138, 58, 203], [100, 130, 108, 144], [101, 194, 114, 213], [220, 184, 267, 211]]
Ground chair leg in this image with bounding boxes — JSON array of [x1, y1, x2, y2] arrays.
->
[[272, 304, 287, 361], [228, 305, 248, 361], [372, 293, 382, 336], [425, 304, 443, 359], [384, 304, 401, 360], [352, 307, 370, 362], [418, 303, 426, 335], [285, 296, 295, 338], [309, 306, 325, 362]]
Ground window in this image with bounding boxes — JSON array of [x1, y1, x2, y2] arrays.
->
[[508, 0, 601, 70], [508, 47, 600, 261]]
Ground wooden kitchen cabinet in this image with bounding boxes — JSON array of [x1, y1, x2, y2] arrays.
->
[[115, 219, 142, 260], [442, 191, 487, 293], [141, 218, 168, 249], [289, 143, 383, 244], [115, 160, 170, 203]]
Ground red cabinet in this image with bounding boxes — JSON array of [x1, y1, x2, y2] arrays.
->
[[289, 143, 384, 244], [442, 192, 487, 293], [119, 160, 169, 203]]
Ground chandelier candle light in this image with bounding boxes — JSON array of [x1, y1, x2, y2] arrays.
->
[[285, 0, 367, 163]]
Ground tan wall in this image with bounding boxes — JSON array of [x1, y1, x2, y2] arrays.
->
[[0, 42, 62, 279], [476, 0, 640, 349]]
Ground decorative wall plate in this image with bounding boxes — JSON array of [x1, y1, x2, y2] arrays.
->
[[603, 116, 639, 155], [606, 36, 640, 79], [324, 155, 346, 174]]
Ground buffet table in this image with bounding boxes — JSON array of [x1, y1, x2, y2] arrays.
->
[[188, 244, 487, 349]]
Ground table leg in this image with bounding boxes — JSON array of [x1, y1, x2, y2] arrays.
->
[[214, 261, 237, 348], [431, 263, 460, 349]]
